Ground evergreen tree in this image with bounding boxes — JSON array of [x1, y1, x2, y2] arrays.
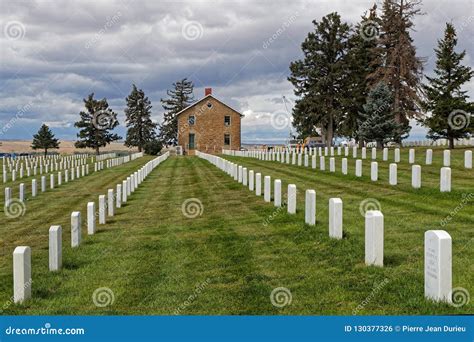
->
[[369, 0, 424, 131], [357, 82, 409, 148], [143, 139, 163, 155], [124, 84, 157, 152], [74, 93, 121, 155], [288, 12, 351, 146], [341, 5, 380, 144], [422, 23, 473, 149], [158, 78, 194, 145], [31, 124, 60, 156]]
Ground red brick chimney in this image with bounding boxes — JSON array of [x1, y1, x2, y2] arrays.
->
[[205, 87, 212, 96]]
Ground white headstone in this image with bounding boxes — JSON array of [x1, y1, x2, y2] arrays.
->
[[365, 210, 384, 267], [122, 180, 128, 203], [440, 167, 451, 192], [249, 170, 254, 191], [371, 148, 376, 160], [107, 189, 114, 216], [329, 198, 343, 239], [31, 179, 37, 197], [116, 184, 121, 208], [19, 183, 25, 202], [264, 176, 271, 202], [4, 187, 11, 206], [424, 230, 452, 303], [389, 163, 397, 185], [342, 158, 348, 175], [49, 225, 62, 271], [255, 173, 262, 196], [355, 159, 362, 177], [305, 190, 316, 225], [465, 150, 472, 169], [13, 246, 31, 303], [87, 202, 96, 235], [370, 162, 378, 181], [71, 211, 81, 248], [319, 156, 325, 171], [383, 148, 388, 161], [443, 150, 450, 166], [238, 166, 243, 183], [99, 195, 106, 224], [242, 167, 248, 186], [287, 184, 296, 214], [409, 148, 415, 164], [329, 157, 335, 172], [412, 165, 421, 189], [361, 147, 367, 159], [394, 148, 400, 163], [274, 179, 281, 207], [426, 149, 433, 165], [41, 176, 46, 192], [311, 155, 316, 169]]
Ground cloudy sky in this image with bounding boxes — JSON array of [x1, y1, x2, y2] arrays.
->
[[0, 0, 473, 144]]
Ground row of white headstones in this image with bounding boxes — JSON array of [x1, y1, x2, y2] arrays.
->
[[225, 149, 473, 192], [225, 147, 473, 169], [3, 153, 143, 184], [11, 152, 169, 304], [3, 152, 116, 172], [3, 154, 145, 211], [198, 151, 454, 305]]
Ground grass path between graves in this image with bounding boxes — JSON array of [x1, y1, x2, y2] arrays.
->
[[0, 154, 472, 315]]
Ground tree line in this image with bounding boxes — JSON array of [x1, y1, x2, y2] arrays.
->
[[289, 0, 473, 149], [31, 79, 195, 155]]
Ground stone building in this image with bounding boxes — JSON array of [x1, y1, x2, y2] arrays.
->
[[177, 88, 243, 155]]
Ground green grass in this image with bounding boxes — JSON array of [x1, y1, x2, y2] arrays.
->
[[0, 149, 472, 315]]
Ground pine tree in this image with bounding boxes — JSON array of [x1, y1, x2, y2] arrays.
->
[[369, 0, 424, 131], [341, 5, 380, 144], [31, 124, 60, 156], [422, 23, 473, 149], [357, 82, 409, 148], [74, 93, 121, 155], [124, 84, 157, 152], [158, 78, 194, 145], [288, 12, 351, 146]]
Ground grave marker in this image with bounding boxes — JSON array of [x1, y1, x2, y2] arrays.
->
[[329, 198, 343, 239], [365, 210, 383, 267], [49, 225, 62, 271]]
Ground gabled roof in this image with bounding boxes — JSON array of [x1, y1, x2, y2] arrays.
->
[[175, 94, 244, 117]]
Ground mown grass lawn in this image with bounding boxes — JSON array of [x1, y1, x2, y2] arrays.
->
[[0, 149, 472, 315]]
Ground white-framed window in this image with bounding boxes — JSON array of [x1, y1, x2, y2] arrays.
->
[[224, 115, 231, 126]]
